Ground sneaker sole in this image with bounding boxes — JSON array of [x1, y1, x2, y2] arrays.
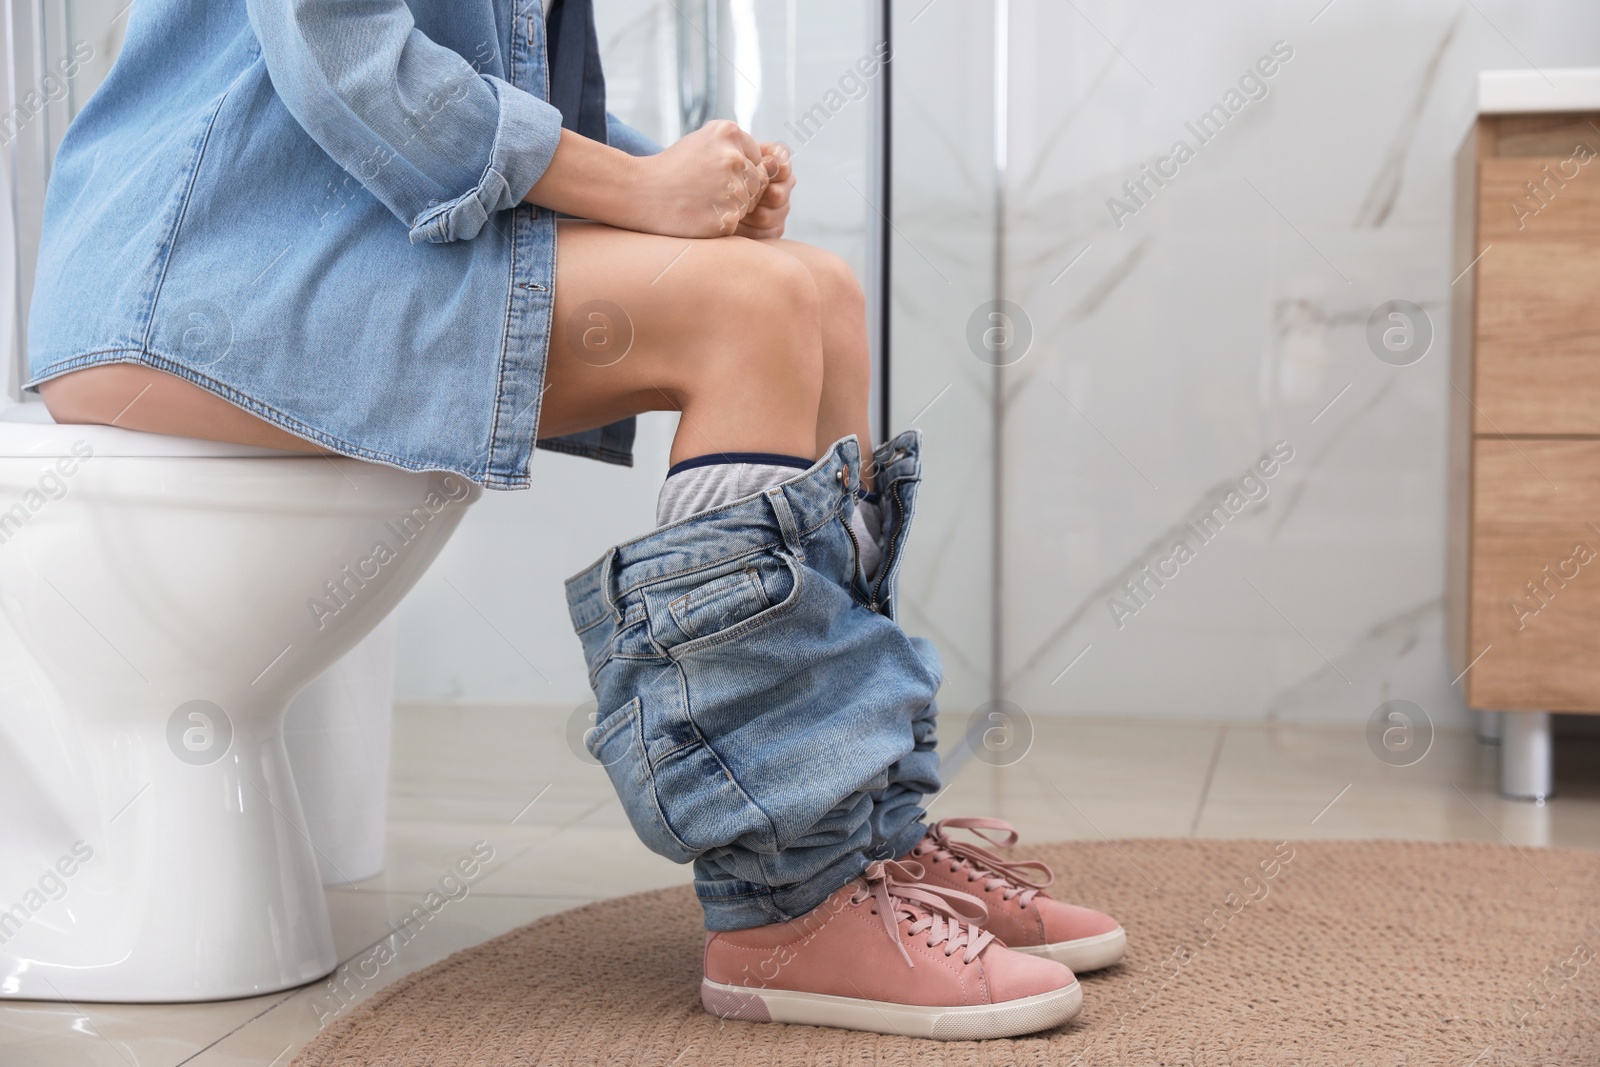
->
[[1011, 926, 1126, 973], [700, 976, 1081, 1040]]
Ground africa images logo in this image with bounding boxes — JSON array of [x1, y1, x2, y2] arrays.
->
[[1106, 40, 1295, 229], [307, 475, 473, 630]]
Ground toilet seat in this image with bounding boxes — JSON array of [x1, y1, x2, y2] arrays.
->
[[0, 399, 302, 457]]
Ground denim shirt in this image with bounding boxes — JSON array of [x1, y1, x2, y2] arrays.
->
[[24, 0, 657, 488]]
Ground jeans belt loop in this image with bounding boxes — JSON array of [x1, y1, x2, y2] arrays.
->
[[598, 546, 624, 623], [764, 486, 806, 561]]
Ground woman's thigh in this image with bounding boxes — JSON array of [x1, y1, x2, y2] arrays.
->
[[38, 222, 815, 451], [38, 363, 325, 451], [33, 223, 732, 448], [537, 220, 817, 441]]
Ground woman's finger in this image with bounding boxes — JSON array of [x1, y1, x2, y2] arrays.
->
[[721, 160, 767, 221], [726, 123, 765, 170], [761, 142, 793, 183], [760, 178, 792, 209], [736, 221, 785, 240], [741, 204, 784, 230]]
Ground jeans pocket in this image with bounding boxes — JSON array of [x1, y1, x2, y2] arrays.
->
[[585, 696, 696, 863], [583, 695, 638, 768], [653, 551, 801, 654], [669, 566, 771, 640]]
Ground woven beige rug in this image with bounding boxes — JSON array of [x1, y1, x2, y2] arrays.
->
[[291, 839, 1600, 1066]]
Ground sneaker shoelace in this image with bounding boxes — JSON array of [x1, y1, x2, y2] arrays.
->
[[850, 858, 996, 967], [919, 817, 1055, 906]]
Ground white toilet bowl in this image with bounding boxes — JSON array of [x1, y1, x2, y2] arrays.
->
[[285, 617, 398, 887], [0, 403, 478, 1002]]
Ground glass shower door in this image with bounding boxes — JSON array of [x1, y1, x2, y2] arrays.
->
[[596, 0, 888, 406], [598, 0, 1002, 722]]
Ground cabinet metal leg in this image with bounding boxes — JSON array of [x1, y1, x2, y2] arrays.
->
[[1477, 709, 1502, 745], [1500, 712, 1554, 801]]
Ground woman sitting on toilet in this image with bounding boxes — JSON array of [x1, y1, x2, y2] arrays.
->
[[27, 0, 1121, 1039]]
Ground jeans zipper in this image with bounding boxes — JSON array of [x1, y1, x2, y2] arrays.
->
[[840, 508, 865, 593], [869, 476, 908, 613]]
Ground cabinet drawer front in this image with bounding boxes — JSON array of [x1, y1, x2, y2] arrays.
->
[[1474, 157, 1600, 435], [1475, 241, 1600, 434], [1470, 439, 1600, 710], [1479, 156, 1600, 242]]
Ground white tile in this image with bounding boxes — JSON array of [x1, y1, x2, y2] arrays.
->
[[997, 0, 1600, 724], [185, 894, 590, 1067], [0, 991, 296, 1067]]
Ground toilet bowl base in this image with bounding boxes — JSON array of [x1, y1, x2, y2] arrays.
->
[[0, 435, 477, 1002], [2, 711, 340, 1002]]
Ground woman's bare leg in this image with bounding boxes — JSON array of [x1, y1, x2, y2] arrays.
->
[[38, 224, 865, 475], [38, 363, 326, 451], [539, 222, 825, 466], [755, 239, 874, 481]]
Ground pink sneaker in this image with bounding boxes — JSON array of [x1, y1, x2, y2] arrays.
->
[[904, 818, 1126, 973], [701, 859, 1081, 1040]]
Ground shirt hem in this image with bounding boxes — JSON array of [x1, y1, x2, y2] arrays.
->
[[24, 350, 532, 491], [534, 436, 634, 467]]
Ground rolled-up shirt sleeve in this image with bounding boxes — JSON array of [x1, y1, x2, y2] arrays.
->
[[606, 111, 662, 157], [246, 0, 565, 243]]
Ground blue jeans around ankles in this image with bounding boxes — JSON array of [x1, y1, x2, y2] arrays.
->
[[565, 431, 942, 930]]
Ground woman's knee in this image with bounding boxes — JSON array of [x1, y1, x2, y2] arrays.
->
[[764, 243, 868, 384], [682, 237, 824, 392], [721, 238, 822, 340], [800, 245, 867, 325]]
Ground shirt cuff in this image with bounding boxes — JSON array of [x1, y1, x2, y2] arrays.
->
[[605, 112, 663, 157], [408, 77, 564, 244]]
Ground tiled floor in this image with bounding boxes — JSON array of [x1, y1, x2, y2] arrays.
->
[[6, 707, 1600, 1065]]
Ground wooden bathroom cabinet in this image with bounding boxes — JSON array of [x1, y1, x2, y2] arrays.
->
[[1449, 100, 1600, 799]]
